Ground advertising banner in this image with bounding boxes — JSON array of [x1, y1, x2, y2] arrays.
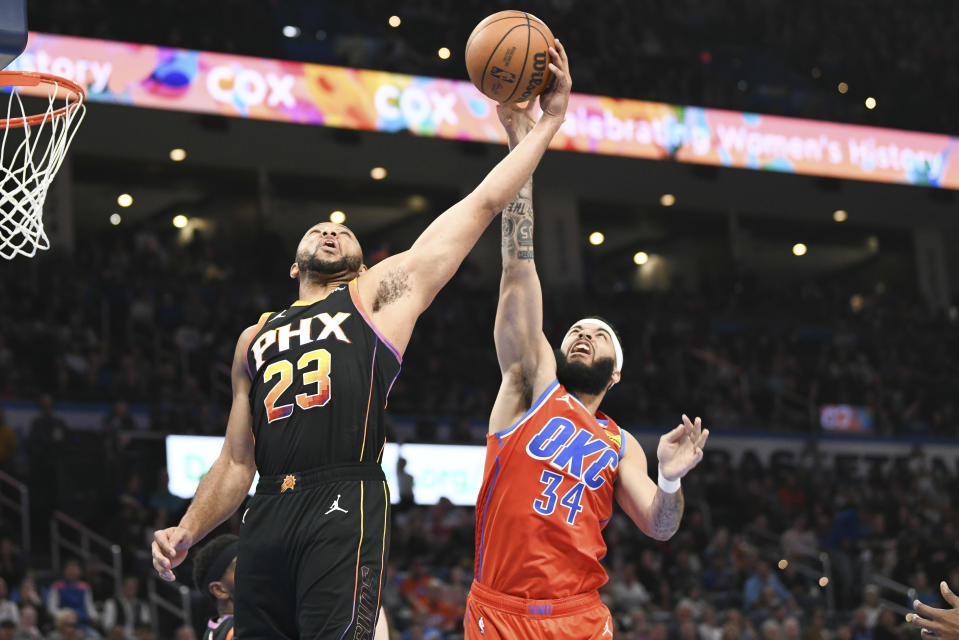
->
[[12, 32, 958, 188]]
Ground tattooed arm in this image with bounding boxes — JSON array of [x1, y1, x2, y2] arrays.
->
[[488, 101, 556, 434], [614, 418, 708, 540]]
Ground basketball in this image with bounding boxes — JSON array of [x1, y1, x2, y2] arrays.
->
[[465, 11, 555, 103]]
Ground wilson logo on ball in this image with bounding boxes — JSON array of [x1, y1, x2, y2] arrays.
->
[[517, 52, 549, 102]]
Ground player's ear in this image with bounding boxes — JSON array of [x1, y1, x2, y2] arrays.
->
[[209, 581, 229, 601], [358, 264, 368, 274], [290, 262, 299, 279], [608, 370, 621, 389]]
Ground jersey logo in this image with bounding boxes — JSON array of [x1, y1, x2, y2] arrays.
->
[[555, 394, 577, 411], [478, 616, 485, 635], [251, 312, 352, 371], [603, 617, 612, 637], [281, 474, 296, 492], [526, 417, 620, 489], [324, 494, 349, 514], [268, 310, 287, 323], [606, 431, 621, 449]]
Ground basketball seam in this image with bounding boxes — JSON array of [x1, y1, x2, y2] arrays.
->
[[501, 13, 533, 103], [465, 13, 527, 56], [479, 24, 527, 97]]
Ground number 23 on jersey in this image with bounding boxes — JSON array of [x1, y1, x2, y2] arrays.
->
[[262, 348, 332, 422]]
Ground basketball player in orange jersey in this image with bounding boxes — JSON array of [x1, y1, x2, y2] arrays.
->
[[464, 93, 709, 639], [150, 42, 572, 640]]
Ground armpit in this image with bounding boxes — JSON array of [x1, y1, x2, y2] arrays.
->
[[372, 268, 411, 312]]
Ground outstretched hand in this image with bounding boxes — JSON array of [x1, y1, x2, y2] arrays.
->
[[909, 582, 959, 639], [657, 415, 709, 482], [537, 38, 571, 120]]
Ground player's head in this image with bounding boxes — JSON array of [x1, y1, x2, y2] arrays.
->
[[555, 316, 623, 398], [192, 534, 238, 615], [291, 222, 366, 282]]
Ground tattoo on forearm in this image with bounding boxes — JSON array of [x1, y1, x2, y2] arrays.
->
[[651, 488, 684, 540], [372, 268, 410, 312], [501, 180, 534, 261]]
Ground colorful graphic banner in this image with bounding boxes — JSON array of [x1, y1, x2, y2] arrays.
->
[[10, 32, 959, 188]]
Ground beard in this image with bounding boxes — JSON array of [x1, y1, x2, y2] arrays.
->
[[296, 251, 362, 276], [554, 348, 615, 397]]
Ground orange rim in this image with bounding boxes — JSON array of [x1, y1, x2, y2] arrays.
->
[[0, 71, 86, 129]]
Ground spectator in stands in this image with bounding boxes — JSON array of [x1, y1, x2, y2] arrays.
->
[[12, 572, 49, 631], [173, 626, 198, 640], [0, 620, 15, 640], [24, 394, 67, 475], [860, 585, 882, 628], [47, 559, 99, 633], [744, 560, 791, 610], [13, 605, 42, 640], [46, 610, 81, 640], [101, 576, 150, 637], [0, 579, 17, 626], [0, 540, 24, 592], [396, 458, 414, 512], [0, 410, 16, 471]]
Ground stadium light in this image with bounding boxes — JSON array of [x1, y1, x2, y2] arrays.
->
[[370, 167, 387, 180], [589, 232, 605, 246], [792, 243, 807, 256], [117, 193, 133, 207], [660, 193, 676, 207], [173, 215, 189, 229], [865, 97, 877, 110], [388, 15, 401, 27], [330, 210, 346, 224], [169, 148, 187, 162], [633, 251, 649, 265], [838, 82, 849, 94], [282, 25, 301, 38], [438, 47, 451, 60], [833, 209, 847, 222], [109, 213, 121, 226]]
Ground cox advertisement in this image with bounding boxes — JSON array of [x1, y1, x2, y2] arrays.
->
[[9, 32, 959, 189]]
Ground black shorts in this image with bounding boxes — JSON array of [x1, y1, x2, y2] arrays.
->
[[235, 462, 390, 640]]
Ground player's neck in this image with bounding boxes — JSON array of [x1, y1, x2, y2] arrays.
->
[[567, 389, 604, 416], [217, 601, 234, 617], [297, 274, 354, 302]]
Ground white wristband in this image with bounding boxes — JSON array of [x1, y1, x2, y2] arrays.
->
[[658, 468, 681, 494]]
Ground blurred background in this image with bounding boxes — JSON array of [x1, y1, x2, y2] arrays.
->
[[0, 0, 957, 638]]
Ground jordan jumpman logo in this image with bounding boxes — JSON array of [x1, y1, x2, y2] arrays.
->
[[325, 495, 349, 515]]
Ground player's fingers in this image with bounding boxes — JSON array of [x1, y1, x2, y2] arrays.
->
[[554, 38, 568, 67], [151, 541, 170, 569], [664, 423, 685, 442], [696, 429, 710, 449], [909, 613, 943, 633], [915, 601, 946, 620], [153, 530, 176, 559], [941, 582, 959, 607]]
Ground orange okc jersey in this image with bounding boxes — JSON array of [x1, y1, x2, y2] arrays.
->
[[475, 380, 625, 599]]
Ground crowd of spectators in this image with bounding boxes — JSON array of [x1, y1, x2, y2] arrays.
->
[[28, 0, 959, 136], [1, 223, 956, 441], [0, 423, 954, 639]]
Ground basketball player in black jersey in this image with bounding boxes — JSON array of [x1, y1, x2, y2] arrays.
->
[[151, 40, 572, 640]]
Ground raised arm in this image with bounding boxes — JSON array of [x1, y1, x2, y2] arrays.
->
[[151, 326, 258, 581], [488, 102, 557, 433], [355, 39, 572, 357], [615, 416, 708, 541]]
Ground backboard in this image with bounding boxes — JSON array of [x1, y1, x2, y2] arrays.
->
[[0, 0, 26, 70]]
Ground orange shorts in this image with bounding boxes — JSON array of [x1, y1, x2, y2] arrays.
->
[[464, 580, 614, 640]]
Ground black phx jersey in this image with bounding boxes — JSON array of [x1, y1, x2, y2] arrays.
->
[[245, 280, 401, 474], [237, 279, 400, 640]]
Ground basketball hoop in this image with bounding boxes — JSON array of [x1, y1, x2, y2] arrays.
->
[[0, 71, 85, 260]]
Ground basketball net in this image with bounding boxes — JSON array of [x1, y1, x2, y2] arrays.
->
[[0, 71, 85, 260]]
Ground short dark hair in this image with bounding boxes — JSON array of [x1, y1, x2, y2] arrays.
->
[[192, 534, 238, 604]]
